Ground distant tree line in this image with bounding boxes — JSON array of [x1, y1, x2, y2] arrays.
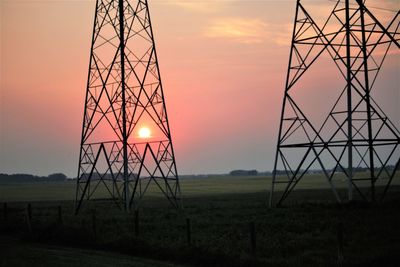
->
[[273, 165, 399, 176], [0, 173, 68, 183], [229, 170, 258, 176]]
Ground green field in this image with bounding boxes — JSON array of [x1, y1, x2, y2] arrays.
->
[[1, 175, 400, 267], [1, 174, 398, 202]]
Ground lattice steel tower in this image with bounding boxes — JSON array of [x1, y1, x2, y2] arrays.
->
[[75, 0, 181, 213], [270, 0, 399, 206]]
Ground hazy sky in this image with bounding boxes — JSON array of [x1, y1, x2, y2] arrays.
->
[[1, 0, 399, 177]]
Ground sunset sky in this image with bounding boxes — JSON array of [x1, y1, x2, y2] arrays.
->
[[1, 0, 399, 177]]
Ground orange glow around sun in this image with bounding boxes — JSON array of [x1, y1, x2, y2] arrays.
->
[[138, 127, 151, 138]]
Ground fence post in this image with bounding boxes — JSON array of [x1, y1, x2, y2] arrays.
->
[[58, 205, 63, 225], [186, 218, 191, 245], [92, 209, 97, 241], [337, 222, 344, 267], [26, 203, 32, 233], [249, 221, 256, 255], [134, 210, 139, 237], [27, 203, 32, 220], [3, 203, 7, 222]]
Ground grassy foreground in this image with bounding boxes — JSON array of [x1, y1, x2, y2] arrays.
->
[[0, 236, 185, 267], [1, 175, 400, 267]]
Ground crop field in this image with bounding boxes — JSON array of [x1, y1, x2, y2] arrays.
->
[[2, 174, 398, 202], [1, 175, 400, 267]]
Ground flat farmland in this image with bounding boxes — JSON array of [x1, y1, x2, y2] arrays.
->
[[1, 175, 400, 267], [1, 173, 398, 202]]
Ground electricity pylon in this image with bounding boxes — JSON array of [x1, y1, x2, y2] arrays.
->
[[270, 0, 399, 206], [75, 0, 181, 213]]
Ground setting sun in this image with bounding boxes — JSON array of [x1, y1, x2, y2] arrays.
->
[[138, 127, 151, 138]]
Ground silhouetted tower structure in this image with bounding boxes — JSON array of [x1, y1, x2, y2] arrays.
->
[[75, 0, 181, 213], [270, 0, 399, 206]]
